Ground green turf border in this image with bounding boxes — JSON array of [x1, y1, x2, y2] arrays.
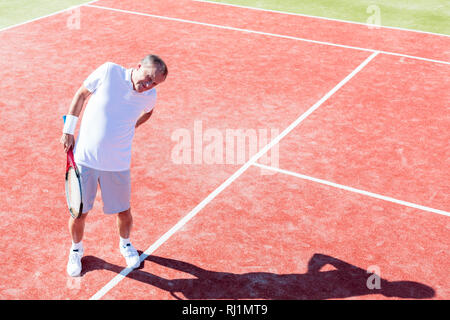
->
[[0, 0, 93, 29], [1, 0, 448, 36], [202, 0, 450, 36]]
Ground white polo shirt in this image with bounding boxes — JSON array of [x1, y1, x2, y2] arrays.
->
[[74, 62, 156, 171]]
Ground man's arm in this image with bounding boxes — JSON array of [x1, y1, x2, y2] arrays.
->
[[60, 85, 92, 152], [135, 109, 154, 129], [67, 85, 92, 117]]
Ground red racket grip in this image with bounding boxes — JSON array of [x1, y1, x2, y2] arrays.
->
[[66, 147, 78, 171]]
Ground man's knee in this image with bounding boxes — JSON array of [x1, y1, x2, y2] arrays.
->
[[117, 208, 131, 219], [70, 212, 88, 222]]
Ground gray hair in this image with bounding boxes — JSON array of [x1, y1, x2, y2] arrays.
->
[[141, 54, 168, 78]]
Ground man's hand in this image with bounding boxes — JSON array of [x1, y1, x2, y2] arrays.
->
[[135, 109, 154, 129], [60, 133, 75, 153]]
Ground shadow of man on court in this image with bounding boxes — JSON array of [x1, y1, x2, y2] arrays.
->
[[81, 253, 434, 300]]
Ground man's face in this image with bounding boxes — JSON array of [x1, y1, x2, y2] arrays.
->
[[132, 63, 166, 93]]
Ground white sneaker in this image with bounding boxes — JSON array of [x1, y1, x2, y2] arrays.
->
[[67, 248, 83, 277], [120, 243, 140, 269]]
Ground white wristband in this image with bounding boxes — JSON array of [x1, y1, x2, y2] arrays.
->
[[63, 115, 78, 135]]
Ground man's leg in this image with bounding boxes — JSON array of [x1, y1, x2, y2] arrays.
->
[[66, 164, 98, 277], [69, 212, 89, 243], [100, 169, 140, 269], [116, 208, 132, 239], [116, 208, 140, 269], [67, 212, 88, 277]]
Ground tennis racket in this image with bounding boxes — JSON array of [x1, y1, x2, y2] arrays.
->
[[63, 115, 83, 219]]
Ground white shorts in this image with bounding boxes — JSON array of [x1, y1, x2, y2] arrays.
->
[[77, 164, 131, 214]]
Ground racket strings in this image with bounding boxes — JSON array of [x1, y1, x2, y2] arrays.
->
[[66, 168, 82, 215]]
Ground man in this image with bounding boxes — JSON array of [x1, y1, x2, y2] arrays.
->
[[60, 54, 168, 277]]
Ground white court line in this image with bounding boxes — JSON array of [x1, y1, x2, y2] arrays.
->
[[193, 0, 450, 38], [253, 163, 450, 217], [85, 4, 450, 66], [0, 0, 99, 33], [89, 50, 379, 300]]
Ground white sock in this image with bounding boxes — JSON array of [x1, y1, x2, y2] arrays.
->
[[71, 241, 83, 252], [120, 237, 131, 247]]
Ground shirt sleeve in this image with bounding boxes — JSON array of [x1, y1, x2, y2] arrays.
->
[[143, 89, 157, 113], [83, 62, 111, 93]]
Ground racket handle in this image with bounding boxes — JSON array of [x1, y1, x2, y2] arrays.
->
[[62, 115, 75, 152]]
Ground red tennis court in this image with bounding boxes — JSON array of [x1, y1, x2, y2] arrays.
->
[[0, 0, 448, 300]]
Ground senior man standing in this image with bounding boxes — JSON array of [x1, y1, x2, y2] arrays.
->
[[60, 55, 168, 277]]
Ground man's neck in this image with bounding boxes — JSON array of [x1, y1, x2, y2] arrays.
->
[[130, 68, 136, 90]]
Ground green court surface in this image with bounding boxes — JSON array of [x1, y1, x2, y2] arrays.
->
[[206, 0, 450, 35], [1, 0, 449, 35], [0, 0, 91, 29]]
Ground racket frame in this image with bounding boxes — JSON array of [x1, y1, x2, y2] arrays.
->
[[65, 147, 83, 219]]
